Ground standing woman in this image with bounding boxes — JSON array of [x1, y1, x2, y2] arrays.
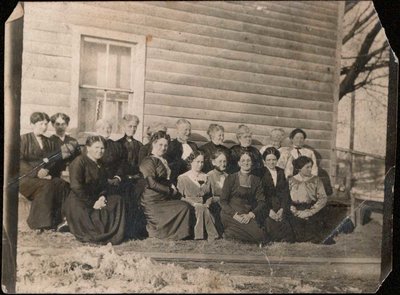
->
[[220, 152, 267, 244], [289, 156, 328, 243], [199, 124, 230, 173], [261, 147, 294, 243], [63, 136, 126, 245], [139, 131, 193, 240], [284, 128, 318, 178], [229, 125, 263, 177], [19, 112, 70, 231]]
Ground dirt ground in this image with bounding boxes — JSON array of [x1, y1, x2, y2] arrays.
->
[[15, 197, 383, 293]]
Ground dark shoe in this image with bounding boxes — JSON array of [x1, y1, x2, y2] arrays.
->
[[56, 220, 70, 233]]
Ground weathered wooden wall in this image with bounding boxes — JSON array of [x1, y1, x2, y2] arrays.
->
[[20, 1, 343, 174]]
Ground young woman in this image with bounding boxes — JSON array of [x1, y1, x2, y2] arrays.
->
[[220, 152, 267, 244], [289, 156, 328, 243], [283, 128, 318, 178], [261, 147, 294, 243], [177, 151, 220, 240], [63, 135, 126, 245], [139, 131, 194, 240], [199, 124, 230, 173], [19, 112, 70, 231], [229, 125, 263, 177]]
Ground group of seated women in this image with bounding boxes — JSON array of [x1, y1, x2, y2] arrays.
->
[[19, 112, 331, 246]]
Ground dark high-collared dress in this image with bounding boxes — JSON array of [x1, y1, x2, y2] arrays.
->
[[19, 132, 70, 229], [261, 166, 294, 243], [49, 134, 81, 177], [139, 156, 193, 240], [228, 145, 264, 177], [63, 154, 126, 245], [165, 139, 198, 184], [199, 141, 230, 173], [117, 134, 147, 239], [220, 172, 267, 243], [138, 142, 152, 165]]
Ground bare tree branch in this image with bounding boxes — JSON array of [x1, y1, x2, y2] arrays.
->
[[345, 0, 358, 14], [342, 8, 375, 45], [341, 61, 390, 75]]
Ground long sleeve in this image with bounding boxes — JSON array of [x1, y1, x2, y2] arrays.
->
[[176, 175, 186, 197], [252, 177, 266, 218], [309, 178, 327, 215], [140, 158, 172, 195], [220, 174, 236, 216], [20, 136, 38, 178], [69, 158, 92, 205]]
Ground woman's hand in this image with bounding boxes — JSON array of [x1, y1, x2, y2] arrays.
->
[[233, 213, 245, 223], [296, 209, 313, 220], [93, 196, 107, 210], [37, 168, 49, 178], [237, 212, 255, 224], [290, 205, 297, 214], [205, 198, 213, 208], [269, 209, 281, 222], [170, 184, 178, 196]]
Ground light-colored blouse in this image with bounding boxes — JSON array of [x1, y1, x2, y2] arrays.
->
[[177, 171, 211, 205], [284, 146, 318, 177]]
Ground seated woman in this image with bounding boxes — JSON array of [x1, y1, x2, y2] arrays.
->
[[199, 124, 230, 173], [177, 151, 220, 240], [63, 135, 126, 245], [261, 147, 294, 243], [139, 131, 193, 240], [138, 123, 167, 165], [165, 118, 198, 185], [283, 128, 318, 178], [19, 112, 70, 231], [289, 156, 328, 243], [220, 152, 267, 244], [229, 125, 263, 177]]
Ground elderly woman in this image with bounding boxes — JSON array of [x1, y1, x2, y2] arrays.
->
[[19, 112, 70, 231], [228, 125, 263, 177], [261, 147, 294, 243], [220, 152, 267, 244], [63, 135, 126, 245], [283, 128, 318, 178], [177, 151, 220, 240], [139, 131, 193, 240], [199, 124, 230, 173], [165, 119, 198, 184], [289, 156, 328, 243], [259, 128, 286, 155]]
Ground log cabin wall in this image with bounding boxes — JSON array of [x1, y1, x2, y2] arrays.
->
[[20, 1, 344, 178]]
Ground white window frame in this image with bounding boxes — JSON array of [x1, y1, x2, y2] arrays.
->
[[71, 26, 146, 140]]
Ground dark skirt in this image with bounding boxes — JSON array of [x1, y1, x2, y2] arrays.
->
[[19, 177, 70, 230], [289, 203, 325, 243], [220, 211, 266, 243], [141, 192, 194, 240], [64, 193, 126, 245], [265, 216, 295, 243]]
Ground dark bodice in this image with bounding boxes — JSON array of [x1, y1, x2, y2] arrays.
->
[[199, 141, 230, 173], [261, 166, 291, 214], [228, 145, 264, 177], [117, 134, 143, 176]]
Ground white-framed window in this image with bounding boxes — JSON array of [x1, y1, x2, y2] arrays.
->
[[71, 27, 146, 140]]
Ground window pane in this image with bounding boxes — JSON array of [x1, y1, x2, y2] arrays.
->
[[81, 40, 107, 87], [79, 88, 105, 132], [108, 45, 132, 89], [104, 91, 129, 133]]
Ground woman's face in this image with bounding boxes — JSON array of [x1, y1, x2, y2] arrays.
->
[[87, 141, 105, 160], [124, 120, 138, 137], [152, 138, 169, 157], [32, 120, 49, 135], [212, 153, 227, 171], [97, 124, 112, 139], [238, 153, 252, 172], [239, 133, 252, 147], [191, 155, 204, 173], [264, 154, 278, 170], [176, 123, 191, 142], [53, 117, 68, 136], [211, 130, 224, 145], [299, 162, 313, 177], [292, 133, 305, 147]]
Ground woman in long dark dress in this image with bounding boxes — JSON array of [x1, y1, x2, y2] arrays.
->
[[139, 131, 194, 240], [64, 136, 126, 245], [261, 147, 294, 243], [220, 152, 267, 244], [199, 124, 230, 173], [19, 112, 70, 231], [289, 156, 328, 244]]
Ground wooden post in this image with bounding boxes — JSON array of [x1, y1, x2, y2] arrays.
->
[[2, 3, 23, 293], [347, 91, 355, 195], [380, 49, 397, 283]]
